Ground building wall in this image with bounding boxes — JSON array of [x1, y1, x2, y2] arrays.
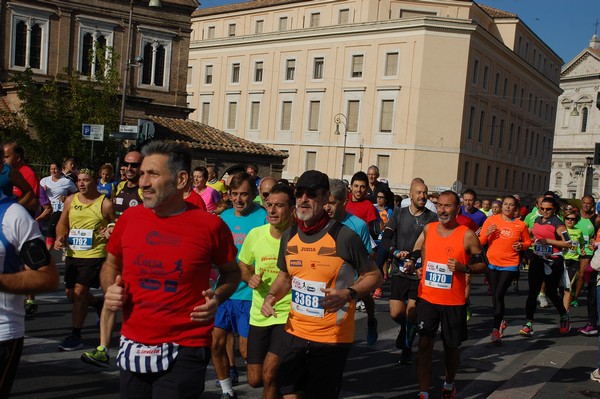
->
[[189, 0, 561, 199]]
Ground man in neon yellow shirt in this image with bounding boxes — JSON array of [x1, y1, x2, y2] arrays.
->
[[238, 183, 295, 399]]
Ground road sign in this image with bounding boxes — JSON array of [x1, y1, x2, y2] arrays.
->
[[119, 125, 139, 134], [81, 124, 104, 141], [109, 132, 138, 140]]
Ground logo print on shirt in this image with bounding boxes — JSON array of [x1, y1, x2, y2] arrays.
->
[[145, 231, 180, 246]]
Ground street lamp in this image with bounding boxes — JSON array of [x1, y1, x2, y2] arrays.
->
[[119, 0, 162, 125], [585, 156, 594, 196], [334, 113, 348, 179]]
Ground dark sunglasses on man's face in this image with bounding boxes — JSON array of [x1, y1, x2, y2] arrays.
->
[[295, 188, 319, 199], [123, 162, 140, 168], [539, 207, 554, 211], [377, 196, 386, 199], [565, 217, 577, 221], [261, 192, 270, 199]]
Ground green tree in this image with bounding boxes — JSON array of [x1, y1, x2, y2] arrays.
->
[[11, 46, 121, 167]]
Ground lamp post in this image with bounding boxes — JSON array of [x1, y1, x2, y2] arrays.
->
[[334, 113, 348, 179], [585, 156, 594, 196]]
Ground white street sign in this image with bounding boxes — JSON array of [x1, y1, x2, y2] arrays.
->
[[119, 125, 139, 134], [82, 124, 104, 141]]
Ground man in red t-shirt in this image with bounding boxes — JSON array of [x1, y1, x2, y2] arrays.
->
[[102, 141, 241, 397], [4, 142, 39, 212], [345, 171, 378, 238]]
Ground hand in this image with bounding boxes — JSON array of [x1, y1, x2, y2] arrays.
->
[[403, 259, 416, 274], [397, 250, 409, 260], [319, 288, 350, 313], [59, 195, 66, 203], [260, 295, 278, 318], [536, 238, 548, 245], [98, 227, 111, 239], [248, 271, 264, 289], [190, 289, 218, 322], [54, 236, 66, 250], [487, 224, 497, 237], [447, 258, 465, 273], [105, 275, 127, 312], [512, 242, 523, 251]]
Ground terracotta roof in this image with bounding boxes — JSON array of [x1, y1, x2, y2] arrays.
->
[[193, 0, 304, 17], [477, 3, 517, 18], [147, 115, 287, 158]]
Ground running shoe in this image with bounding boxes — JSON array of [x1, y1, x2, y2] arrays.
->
[[58, 334, 83, 351], [221, 393, 238, 399], [570, 299, 579, 308], [466, 304, 472, 322], [512, 281, 519, 292], [591, 368, 600, 383], [499, 319, 508, 337], [366, 319, 378, 345], [441, 386, 456, 399], [400, 347, 413, 365], [519, 321, 534, 337], [372, 287, 382, 299], [559, 314, 571, 335], [416, 393, 427, 399], [578, 323, 599, 336], [81, 346, 109, 368], [230, 368, 239, 384], [25, 299, 38, 316], [491, 328, 502, 344], [537, 294, 549, 308], [356, 300, 366, 312]]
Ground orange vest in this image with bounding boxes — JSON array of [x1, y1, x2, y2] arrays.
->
[[418, 222, 469, 306], [284, 222, 356, 343]]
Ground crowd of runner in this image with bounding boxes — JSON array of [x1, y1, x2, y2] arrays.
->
[[1, 140, 600, 399]]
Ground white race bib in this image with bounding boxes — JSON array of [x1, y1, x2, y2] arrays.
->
[[51, 199, 63, 212], [291, 276, 326, 318], [424, 261, 452, 289], [533, 243, 553, 257], [68, 229, 93, 251]]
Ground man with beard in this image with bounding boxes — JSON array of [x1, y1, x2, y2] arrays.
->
[[406, 191, 486, 399], [113, 151, 143, 217], [381, 180, 437, 364], [102, 141, 240, 397], [55, 168, 117, 351], [261, 170, 382, 398]]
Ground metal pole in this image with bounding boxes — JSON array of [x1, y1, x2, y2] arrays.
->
[[585, 157, 594, 196], [334, 113, 348, 179], [119, 0, 134, 126]]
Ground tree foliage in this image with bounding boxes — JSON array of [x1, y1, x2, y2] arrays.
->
[[10, 46, 122, 167]]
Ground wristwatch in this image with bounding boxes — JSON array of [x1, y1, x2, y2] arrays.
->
[[347, 287, 359, 300], [463, 265, 472, 274]]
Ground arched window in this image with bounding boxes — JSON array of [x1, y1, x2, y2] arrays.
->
[[555, 172, 562, 186], [581, 107, 589, 132]]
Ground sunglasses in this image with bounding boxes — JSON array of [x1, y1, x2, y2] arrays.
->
[[295, 188, 320, 199], [123, 162, 140, 168], [261, 192, 270, 199], [539, 207, 554, 211], [377, 196, 386, 199], [565, 217, 577, 221]]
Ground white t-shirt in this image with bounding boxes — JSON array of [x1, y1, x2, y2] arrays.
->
[[0, 197, 44, 341], [400, 197, 438, 213], [40, 176, 77, 212]]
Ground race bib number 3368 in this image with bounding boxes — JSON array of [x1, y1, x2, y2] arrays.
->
[[291, 277, 326, 318]]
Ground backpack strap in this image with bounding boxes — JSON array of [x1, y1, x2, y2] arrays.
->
[[0, 197, 20, 274]]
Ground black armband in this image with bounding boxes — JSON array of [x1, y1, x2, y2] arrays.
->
[[21, 238, 51, 270], [469, 253, 486, 265], [407, 250, 422, 262]]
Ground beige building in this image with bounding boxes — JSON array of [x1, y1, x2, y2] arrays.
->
[[188, 0, 561, 199], [550, 35, 600, 200]]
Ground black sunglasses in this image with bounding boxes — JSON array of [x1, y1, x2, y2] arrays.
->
[[539, 207, 554, 211], [123, 162, 140, 168], [295, 188, 320, 199], [565, 217, 577, 221], [261, 192, 270, 198]]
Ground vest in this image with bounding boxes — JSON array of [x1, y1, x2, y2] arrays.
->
[[284, 222, 356, 344], [114, 181, 143, 216], [66, 193, 108, 259]]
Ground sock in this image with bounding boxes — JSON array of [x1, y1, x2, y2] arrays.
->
[[220, 378, 233, 394], [98, 345, 108, 353], [72, 328, 82, 338], [418, 392, 429, 399], [443, 381, 454, 390]]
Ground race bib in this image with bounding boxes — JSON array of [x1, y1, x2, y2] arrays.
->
[[291, 276, 325, 318], [533, 243, 553, 256], [51, 199, 63, 212], [567, 241, 579, 255], [424, 261, 452, 289], [68, 229, 93, 251]]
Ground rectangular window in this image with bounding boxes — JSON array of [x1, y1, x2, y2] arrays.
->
[[285, 59, 295, 80], [250, 101, 260, 130], [343, 153, 356, 176], [279, 17, 288, 31], [503, 78, 509, 99], [338, 9, 350, 24], [485, 165, 491, 187], [306, 151, 317, 170], [313, 57, 324, 79], [205, 65, 213, 84], [308, 101, 320, 131], [494, 73, 500, 95], [504, 169, 509, 190], [478, 111, 485, 142], [467, 106, 475, 140], [379, 100, 394, 132], [384, 52, 399, 77], [231, 63, 240, 83], [228, 24, 236, 37], [227, 102, 237, 129], [473, 163, 480, 186], [351, 55, 364, 78], [141, 39, 169, 87], [255, 20, 264, 34], [495, 167, 499, 188], [207, 26, 215, 39], [254, 61, 263, 82], [187, 66, 192, 85], [508, 123, 514, 150], [490, 115, 496, 146], [483, 66, 489, 89], [472, 60, 479, 85], [377, 155, 390, 178], [201, 102, 210, 124], [347, 100, 359, 132], [281, 101, 292, 130], [498, 119, 505, 148], [310, 13, 320, 27], [463, 161, 470, 184]]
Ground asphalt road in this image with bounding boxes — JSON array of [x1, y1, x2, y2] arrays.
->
[[10, 264, 600, 399]]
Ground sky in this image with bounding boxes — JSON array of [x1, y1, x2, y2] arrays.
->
[[197, 0, 599, 65]]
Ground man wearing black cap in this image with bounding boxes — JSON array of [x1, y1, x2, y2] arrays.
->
[[261, 170, 382, 398]]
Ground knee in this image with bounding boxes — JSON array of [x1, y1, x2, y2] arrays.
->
[[247, 375, 263, 388], [73, 286, 88, 301], [211, 331, 227, 352]]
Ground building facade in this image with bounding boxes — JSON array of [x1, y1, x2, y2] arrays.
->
[[188, 0, 561, 199], [550, 35, 600, 200]]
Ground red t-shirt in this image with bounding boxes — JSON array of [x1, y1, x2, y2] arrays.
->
[[346, 193, 378, 224], [107, 204, 237, 346], [13, 164, 39, 198], [184, 189, 207, 211], [456, 213, 478, 232]]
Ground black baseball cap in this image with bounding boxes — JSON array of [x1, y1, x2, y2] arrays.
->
[[295, 170, 329, 191]]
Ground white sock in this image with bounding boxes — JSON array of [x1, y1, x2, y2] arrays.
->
[[443, 381, 454, 390], [220, 378, 233, 394], [419, 392, 429, 399]]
